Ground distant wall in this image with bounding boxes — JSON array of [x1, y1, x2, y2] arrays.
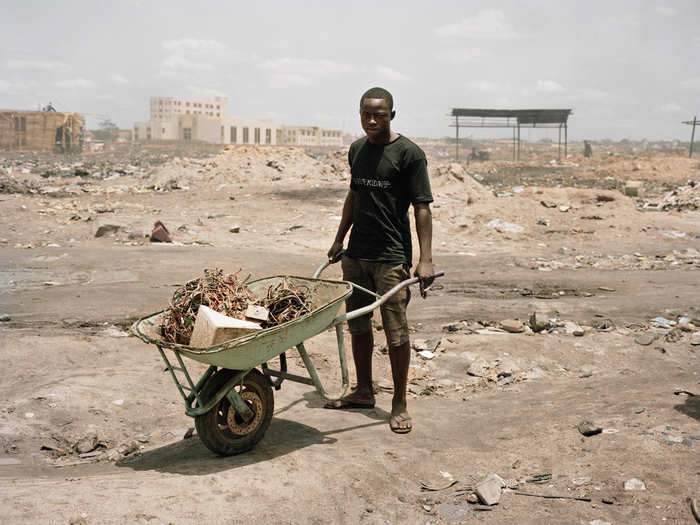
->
[[0, 111, 85, 152]]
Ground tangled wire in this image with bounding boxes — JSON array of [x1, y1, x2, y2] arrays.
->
[[257, 282, 312, 329], [161, 269, 312, 344], [161, 269, 253, 344]]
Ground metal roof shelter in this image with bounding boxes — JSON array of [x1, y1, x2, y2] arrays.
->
[[450, 108, 572, 161]]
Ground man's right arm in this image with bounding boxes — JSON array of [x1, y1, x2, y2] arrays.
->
[[327, 189, 356, 260]]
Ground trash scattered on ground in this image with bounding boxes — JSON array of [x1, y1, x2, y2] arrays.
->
[[635, 333, 656, 346], [487, 218, 524, 233], [475, 476, 502, 505], [623, 478, 646, 491], [578, 420, 603, 436], [150, 220, 172, 243]]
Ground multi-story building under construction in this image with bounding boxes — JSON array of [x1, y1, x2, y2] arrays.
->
[[0, 110, 85, 152]]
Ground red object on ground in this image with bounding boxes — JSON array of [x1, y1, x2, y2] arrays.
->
[[150, 220, 172, 243]]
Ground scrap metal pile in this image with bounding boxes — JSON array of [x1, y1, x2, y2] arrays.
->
[[257, 282, 312, 329], [161, 268, 312, 344]]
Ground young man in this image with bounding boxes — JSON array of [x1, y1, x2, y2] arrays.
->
[[326, 87, 435, 434]]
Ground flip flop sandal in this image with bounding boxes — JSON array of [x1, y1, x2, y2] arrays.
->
[[390, 414, 412, 434], [324, 399, 375, 410]]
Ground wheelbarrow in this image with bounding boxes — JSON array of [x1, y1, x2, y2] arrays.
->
[[131, 256, 443, 456]]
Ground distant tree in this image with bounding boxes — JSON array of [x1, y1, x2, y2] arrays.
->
[[92, 119, 120, 142]]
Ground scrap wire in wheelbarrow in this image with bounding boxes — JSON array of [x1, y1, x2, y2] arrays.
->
[[161, 268, 313, 345], [257, 281, 312, 329]]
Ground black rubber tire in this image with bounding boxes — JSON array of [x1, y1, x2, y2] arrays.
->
[[194, 368, 274, 456]]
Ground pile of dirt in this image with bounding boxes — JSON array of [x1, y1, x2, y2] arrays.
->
[[146, 145, 347, 189], [594, 156, 699, 183], [429, 162, 493, 204], [322, 149, 350, 178]]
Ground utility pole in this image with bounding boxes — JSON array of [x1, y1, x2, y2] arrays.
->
[[682, 116, 697, 158]]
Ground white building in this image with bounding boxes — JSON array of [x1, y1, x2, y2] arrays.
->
[[150, 96, 228, 121], [134, 96, 342, 147], [278, 125, 343, 147]]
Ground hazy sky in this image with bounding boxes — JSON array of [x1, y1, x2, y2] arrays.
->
[[1, 0, 698, 141]]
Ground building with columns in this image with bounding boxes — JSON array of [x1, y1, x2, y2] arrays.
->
[[134, 96, 342, 147]]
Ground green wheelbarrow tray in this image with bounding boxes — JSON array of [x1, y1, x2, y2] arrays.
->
[[132, 275, 352, 371], [131, 275, 355, 421], [131, 265, 443, 456]]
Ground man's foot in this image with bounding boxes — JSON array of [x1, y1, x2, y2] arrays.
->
[[324, 388, 375, 409], [390, 406, 412, 434]]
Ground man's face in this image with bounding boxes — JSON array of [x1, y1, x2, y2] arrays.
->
[[360, 98, 392, 141]]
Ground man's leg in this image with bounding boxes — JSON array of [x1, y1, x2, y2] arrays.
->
[[344, 331, 375, 405], [376, 263, 413, 433], [325, 256, 375, 408], [388, 341, 412, 433]]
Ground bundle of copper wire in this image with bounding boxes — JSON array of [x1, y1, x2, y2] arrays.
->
[[161, 268, 253, 344]]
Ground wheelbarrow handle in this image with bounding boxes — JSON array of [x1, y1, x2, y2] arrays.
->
[[333, 271, 445, 325], [312, 249, 346, 278]]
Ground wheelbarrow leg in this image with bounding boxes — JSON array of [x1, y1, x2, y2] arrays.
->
[[295, 323, 350, 401]]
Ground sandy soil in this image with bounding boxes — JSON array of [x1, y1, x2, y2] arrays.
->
[[0, 145, 698, 524]]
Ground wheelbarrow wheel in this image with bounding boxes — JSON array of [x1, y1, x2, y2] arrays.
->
[[195, 368, 274, 456]]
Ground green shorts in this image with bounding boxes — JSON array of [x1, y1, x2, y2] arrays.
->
[[341, 255, 411, 348]]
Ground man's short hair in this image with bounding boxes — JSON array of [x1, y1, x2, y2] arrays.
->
[[360, 87, 393, 111]]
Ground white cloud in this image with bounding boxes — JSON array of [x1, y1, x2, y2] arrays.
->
[[257, 58, 357, 87], [162, 38, 228, 55], [694, 36, 700, 48], [54, 77, 96, 89], [111, 73, 129, 84], [375, 65, 409, 82], [436, 10, 517, 38], [536, 80, 564, 92], [655, 5, 678, 16], [436, 48, 482, 64], [660, 101, 683, 113], [5, 58, 70, 72], [578, 88, 612, 102], [681, 77, 700, 90], [162, 55, 214, 72], [185, 85, 229, 99], [466, 80, 501, 92], [159, 38, 239, 75]]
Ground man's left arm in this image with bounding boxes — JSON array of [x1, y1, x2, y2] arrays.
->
[[413, 202, 435, 297]]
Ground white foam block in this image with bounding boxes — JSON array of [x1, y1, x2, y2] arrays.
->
[[188, 305, 262, 348]]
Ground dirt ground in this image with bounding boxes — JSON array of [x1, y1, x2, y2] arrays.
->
[[1, 144, 699, 524]]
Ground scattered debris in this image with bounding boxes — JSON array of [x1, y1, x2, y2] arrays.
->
[[95, 224, 124, 238], [578, 420, 603, 436], [475, 476, 502, 505], [514, 491, 591, 502], [499, 319, 525, 333], [635, 333, 656, 346], [150, 220, 172, 243], [689, 497, 700, 524], [526, 473, 552, 484], [487, 218, 524, 234], [623, 478, 646, 491]]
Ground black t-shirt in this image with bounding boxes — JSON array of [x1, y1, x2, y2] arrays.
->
[[347, 134, 433, 265]]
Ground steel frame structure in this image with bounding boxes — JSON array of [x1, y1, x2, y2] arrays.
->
[[450, 108, 572, 161]]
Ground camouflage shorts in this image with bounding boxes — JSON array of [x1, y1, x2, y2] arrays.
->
[[342, 255, 411, 348]]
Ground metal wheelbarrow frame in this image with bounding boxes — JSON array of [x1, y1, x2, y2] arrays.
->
[[131, 257, 441, 455]]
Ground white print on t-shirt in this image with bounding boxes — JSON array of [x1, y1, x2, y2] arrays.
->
[[353, 178, 391, 189]]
